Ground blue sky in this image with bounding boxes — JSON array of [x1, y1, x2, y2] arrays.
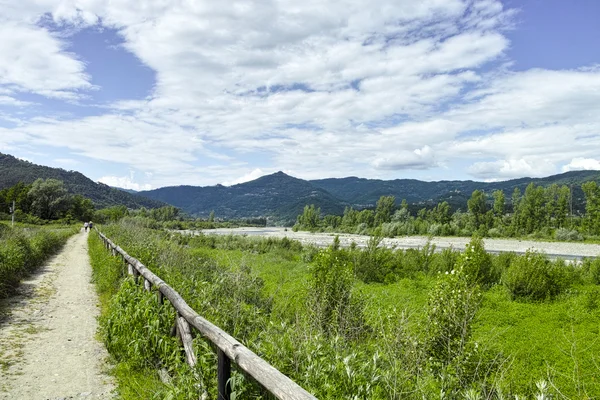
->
[[0, 0, 599, 190]]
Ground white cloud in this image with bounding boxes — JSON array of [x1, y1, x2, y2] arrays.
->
[[222, 168, 267, 186], [373, 146, 436, 170], [98, 175, 152, 191], [0, 21, 93, 98], [2, 0, 599, 186], [468, 158, 557, 180], [0, 96, 33, 106], [52, 158, 80, 167], [562, 158, 600, 172]]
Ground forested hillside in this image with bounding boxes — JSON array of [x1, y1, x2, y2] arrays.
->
[[139, 171, 346, 222], [138, 170, 600, 220], [310, 170, 599, 211], [0, 153, 165, 209]]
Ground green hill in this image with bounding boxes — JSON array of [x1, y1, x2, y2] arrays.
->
[[139, 171, 347, 223], [0, 153, 166, 209], [139, 170, 600, 220], [310, 170, 600, 211]]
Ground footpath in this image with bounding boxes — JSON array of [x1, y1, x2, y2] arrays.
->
[[0, 231, 114, 399]]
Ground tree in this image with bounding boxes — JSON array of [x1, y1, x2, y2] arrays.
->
[[432, 201, 451, 225], [357, 209, 375, 227], [467, 190, 487, 229], [374, 195, 395, 226], [492, 190, 505, 217], [545, 184, 559, 226], [342, 207, 359, 227], [68, 195, 95, 222], [0, 182, 33, 215], [556, 185, 570, 228], [582, 181, 600, 235], [297, 204, 321, 230], [28, 179, 72, 220], [519, 183, 546, 234], [510, 187, 522, 234], [151, 206, 180, 221]]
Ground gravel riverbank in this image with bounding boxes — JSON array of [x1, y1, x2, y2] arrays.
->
[[188, 227, 600, 261]]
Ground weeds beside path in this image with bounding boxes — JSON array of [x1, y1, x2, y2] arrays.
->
[[0, 231, 114, 399]]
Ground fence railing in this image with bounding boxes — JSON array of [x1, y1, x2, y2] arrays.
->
[[96, 229, 317, 400]]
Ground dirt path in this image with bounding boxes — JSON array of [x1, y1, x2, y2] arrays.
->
[[0, 231, 115, 399]]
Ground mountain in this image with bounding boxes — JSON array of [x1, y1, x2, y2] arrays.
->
[[0, 153, 166, 209], [4, 150, 598, 220], [138, 170, 600, 220], [310, 170, 600, 211], [139, 171, 346, 222]]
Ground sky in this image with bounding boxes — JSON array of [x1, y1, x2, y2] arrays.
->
[[0, 0, 599, 190]]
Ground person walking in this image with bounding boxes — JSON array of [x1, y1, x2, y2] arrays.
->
[[88, 221, 93, 231], [84, 222, 89, 232]]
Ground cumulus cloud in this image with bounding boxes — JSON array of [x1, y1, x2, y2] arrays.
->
[[562, 158, 600, 172], [222, 168, 267, 186], [468, 158, 557, 180], [98, 175, 152, 191], [373, 146, 436, 170], [1, 0, 598, 186], [0, 21, 93, 98]]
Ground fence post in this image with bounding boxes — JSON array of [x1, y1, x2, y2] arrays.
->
[[218, 349, 231, 400]]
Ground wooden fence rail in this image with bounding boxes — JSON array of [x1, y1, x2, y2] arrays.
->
[[96, 229, 317, 400]]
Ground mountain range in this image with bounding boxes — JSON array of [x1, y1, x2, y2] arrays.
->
[[0, 153, 165, 209], [2, 152, 599, 223], [139, 170, 600, 223]]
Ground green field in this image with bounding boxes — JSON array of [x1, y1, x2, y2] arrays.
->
[[90, 220, 600, 399]]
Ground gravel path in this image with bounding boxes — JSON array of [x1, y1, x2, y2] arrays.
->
[[195, 227, 600, 260], [0, 231, 115, 399]]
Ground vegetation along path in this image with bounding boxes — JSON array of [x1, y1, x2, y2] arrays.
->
[[0, 231, 114, 399]]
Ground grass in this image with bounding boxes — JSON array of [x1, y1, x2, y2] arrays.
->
[[88, 222, 600, 399], [0, 223, 78, 298]]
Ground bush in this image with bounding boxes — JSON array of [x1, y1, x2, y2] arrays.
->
[[503, 250, 576, 301], [354, 234, 399, 283], [0, 227, 76, 298], [459, 237, 496, 287], [424, 264, 483, 393], [487, 227, 503, 238], [308, 247, 368, 339], [581, 257, 600, 285], [555, 228, 584, 242]]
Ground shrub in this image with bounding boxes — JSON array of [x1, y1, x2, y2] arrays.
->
[[555, 228, 584, 242], [354, 234, 399, 283], [308, 247, 368, 339], [355, 223, 369, 235], [430, 247, 460, 274], [459, 237, 496, 287], [581, 257, 600, 285], [424, 264, 483, 394], [487, 227, 503, 238], [503, 250, 576, 301]]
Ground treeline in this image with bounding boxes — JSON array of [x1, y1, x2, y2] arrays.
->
[[94, 204, 268, 230], [0, 179, 95, 223], [0, 179, 186, 226], [295, 182, 600, 240]]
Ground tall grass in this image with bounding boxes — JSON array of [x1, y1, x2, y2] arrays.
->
[[89, 221, 600, 399], [0, 223, 78, 298]]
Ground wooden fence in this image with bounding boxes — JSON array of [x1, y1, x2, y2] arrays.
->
[[96, 230, 317, 400]]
